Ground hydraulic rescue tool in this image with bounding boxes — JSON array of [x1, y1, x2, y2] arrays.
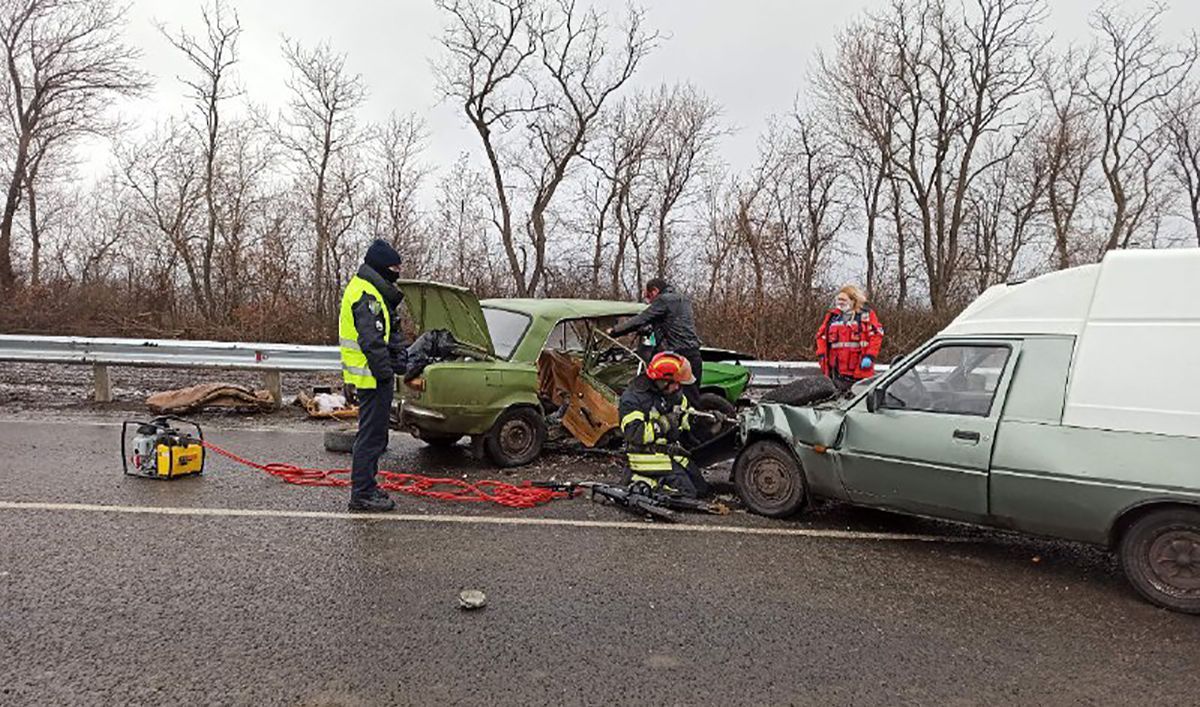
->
[[533, 479, 730, 523], [121, 416, 206, 479]]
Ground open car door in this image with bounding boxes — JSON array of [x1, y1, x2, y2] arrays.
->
[[537, 329, 640, 448], [396, 280, 495, 357]]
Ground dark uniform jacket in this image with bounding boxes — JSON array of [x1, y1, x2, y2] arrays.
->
[[618, 375, 688, 450], [610, 286, 702, 353], [351, 263, 409, 381]]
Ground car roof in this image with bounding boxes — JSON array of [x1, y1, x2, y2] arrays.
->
[[480, 298, 644, 320]]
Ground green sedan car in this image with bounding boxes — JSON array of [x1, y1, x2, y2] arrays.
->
[[395, 281, 751, 467]]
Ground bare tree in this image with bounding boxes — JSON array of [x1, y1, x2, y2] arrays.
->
[[965, 136, 1048, 291], [436, 0, 656, 295], [368, 113, 429, 276], [1042, 48, 1099, 269], [277, 38, 369, 317], [1164, 81, 1200, 246], [0, 0, 146, 291], [1085, 3, 1198, 256], [816, 17, 902, 300], [647, 83, 723, 277], [160, 0, 241, 317], [880, 0, 1048, 311]]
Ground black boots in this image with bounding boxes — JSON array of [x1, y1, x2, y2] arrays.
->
[[348, 489, 397, 512]]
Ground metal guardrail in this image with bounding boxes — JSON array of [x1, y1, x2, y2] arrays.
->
[[0, 334, 838, 403]]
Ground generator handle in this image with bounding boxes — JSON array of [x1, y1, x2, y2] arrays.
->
[[155, 416, 205, 444]]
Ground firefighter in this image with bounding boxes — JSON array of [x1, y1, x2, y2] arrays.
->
[[816, 284, 884, 392], [618, 352, 709, 498], [339, 239, 409, 512], [608, 278, 704, 404]]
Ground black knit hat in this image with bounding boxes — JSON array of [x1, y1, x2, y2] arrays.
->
[[364, 239, 402, 273]]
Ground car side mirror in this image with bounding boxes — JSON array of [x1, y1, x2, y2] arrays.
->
[[867, 387, 883, 412]]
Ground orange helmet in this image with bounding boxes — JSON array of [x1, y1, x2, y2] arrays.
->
[[646, 352, 696, 385]]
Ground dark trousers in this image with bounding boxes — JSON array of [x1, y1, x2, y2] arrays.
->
[[678, 348, 704, 406], [351, 382, 393, 498]]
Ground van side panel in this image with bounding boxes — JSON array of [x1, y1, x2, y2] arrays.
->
[[1063, 249, 1200, 437], [999, 336, 1073, 425], [991, 421, 1200, 544]]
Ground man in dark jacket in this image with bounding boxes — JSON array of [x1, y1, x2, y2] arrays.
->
[[338, 239, 409, 512], [608, 278, 704, 403]]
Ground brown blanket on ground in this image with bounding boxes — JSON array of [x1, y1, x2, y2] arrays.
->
[[147, 383, 275, 414]]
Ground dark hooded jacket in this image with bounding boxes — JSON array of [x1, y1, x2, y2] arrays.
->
[[350, 263, 408, 381], [610, 285, 702, 352]]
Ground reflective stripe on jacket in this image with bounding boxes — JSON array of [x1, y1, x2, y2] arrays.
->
[[618, 375, 692, 474], [815, 306, 884, 380]]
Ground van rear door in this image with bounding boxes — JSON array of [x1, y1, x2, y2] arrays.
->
[[835, 340, 1020, 521]]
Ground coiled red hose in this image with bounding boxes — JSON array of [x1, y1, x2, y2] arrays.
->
[[199, 440, 565, 509]]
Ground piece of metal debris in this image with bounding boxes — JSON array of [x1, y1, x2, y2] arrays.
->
[[458, 589, 487, 610]]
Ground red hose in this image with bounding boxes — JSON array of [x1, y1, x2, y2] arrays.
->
[[199, 440, 566, 509]]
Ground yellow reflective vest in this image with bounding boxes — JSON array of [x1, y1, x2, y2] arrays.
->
[[338, 275, 391, 390]]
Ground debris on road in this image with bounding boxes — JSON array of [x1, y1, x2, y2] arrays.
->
[[458, 589, 487, 610], [296, 389, 356, 419], [147, 383, 274, 414]]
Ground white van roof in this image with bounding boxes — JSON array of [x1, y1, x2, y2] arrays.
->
[[942, 248, 1200, 337], [943, 248, 1200, 437]]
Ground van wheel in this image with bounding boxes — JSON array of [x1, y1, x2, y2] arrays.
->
[[733, 439, 806, 518], [1119, 507, 1200, 614], [484, 407, 547, 467]]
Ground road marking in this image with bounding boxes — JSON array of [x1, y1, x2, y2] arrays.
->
[[0, 500, 975, 543]]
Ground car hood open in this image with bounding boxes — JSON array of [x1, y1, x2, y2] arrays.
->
[[397, 280, 495, 357]]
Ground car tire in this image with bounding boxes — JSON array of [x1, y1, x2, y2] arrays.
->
[[323, 427, 357, 454], [419, 432, 463, 448], [761, 375, 838, 406], [733, 439, 807, 518], [693, 392, 737, 443], [1118, 507, 1200, 614], [484, 407, 547, 468]]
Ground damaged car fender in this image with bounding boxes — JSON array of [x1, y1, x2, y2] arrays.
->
[[738, 400, 852, 500]]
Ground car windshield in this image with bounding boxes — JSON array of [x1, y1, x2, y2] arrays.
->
[[481, 307, 530, 359]]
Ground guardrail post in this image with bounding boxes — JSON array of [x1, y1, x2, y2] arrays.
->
[[93, 364, 113, 403], [263, 369, 282, 407]]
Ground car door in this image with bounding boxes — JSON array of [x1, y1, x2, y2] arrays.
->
[[836, 340, 1020, 521]]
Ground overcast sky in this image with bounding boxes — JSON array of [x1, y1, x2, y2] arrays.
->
[[95, 0, 1200, 177]]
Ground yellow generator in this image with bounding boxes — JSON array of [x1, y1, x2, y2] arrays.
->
[[122, 417, 206, 479]]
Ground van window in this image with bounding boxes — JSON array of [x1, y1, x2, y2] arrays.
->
[[481, 307, 531, 359], [881, 344, 1010, 416]]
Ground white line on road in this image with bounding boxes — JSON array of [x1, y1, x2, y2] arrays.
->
[[0, 500, 976, 543]]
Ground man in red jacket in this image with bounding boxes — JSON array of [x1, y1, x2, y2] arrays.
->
[[815, 285, 884, 391]]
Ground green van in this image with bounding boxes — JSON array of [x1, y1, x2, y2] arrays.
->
[[734, 250, 1200, 613]]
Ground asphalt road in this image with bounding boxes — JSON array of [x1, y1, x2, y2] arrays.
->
[[1, 414, 1198, 706]]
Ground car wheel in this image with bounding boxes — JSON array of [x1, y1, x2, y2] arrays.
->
[[323, 427, 357, 454], [419, 432, 463, 448], [1119, 507, 1200, 614], [484, 407, 547, 467], [761, 375, 838, 406], [733, 439, 806, 518], [693, 392, 737, 443]]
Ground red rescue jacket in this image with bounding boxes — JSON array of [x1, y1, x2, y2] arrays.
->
[[815, 307, 884, 380]]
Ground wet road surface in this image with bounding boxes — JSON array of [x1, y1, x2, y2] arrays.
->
[[1, 414, 1197, 705]]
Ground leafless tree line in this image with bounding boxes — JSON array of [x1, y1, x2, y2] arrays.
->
[[0, 0, 1199, 356]]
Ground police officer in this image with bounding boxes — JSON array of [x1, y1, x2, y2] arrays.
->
[[339, 239, 409, 512], [618, 352, 709, 498], [608, 278, 704, 405]]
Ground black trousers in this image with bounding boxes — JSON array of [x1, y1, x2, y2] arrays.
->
[[677, 348, 704, 406], [351, 382, 393, 498]]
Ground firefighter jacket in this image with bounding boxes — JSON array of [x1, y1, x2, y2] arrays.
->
[[815, 306, 884, 380], [610, 286, 702, 353], [618, 375, 693, 474], [338, 264, 408, 389]]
